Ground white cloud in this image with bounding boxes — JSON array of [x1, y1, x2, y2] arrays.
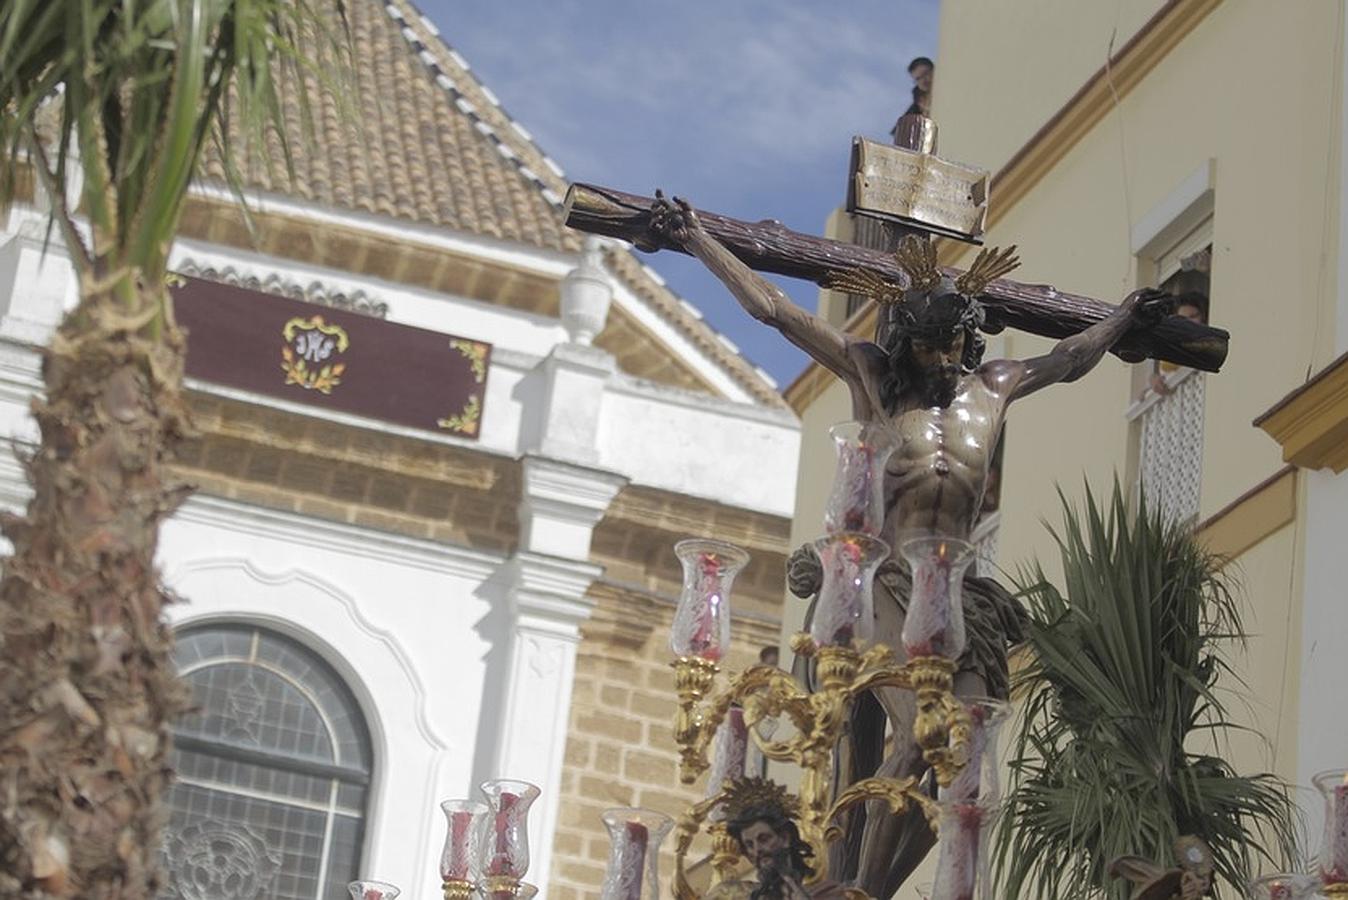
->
[[418, 0, 939, 382]]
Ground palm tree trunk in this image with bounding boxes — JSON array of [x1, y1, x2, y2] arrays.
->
[[0, 280, 191, 898]]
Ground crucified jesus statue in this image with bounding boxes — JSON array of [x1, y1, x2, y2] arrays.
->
[[647, 192, 1173, 897]]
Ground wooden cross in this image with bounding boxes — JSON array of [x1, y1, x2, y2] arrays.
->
[[561, 125, 1228, 372]]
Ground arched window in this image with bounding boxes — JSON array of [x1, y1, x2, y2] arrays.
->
[[160, 624, 373, 900]]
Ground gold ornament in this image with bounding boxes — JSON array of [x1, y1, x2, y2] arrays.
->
[[720, 776, 800, 824], [824, 267, 905, 307], [894, 234, 943, 293], [824, 235, 943, 306], [954, 244, 1020, 297]]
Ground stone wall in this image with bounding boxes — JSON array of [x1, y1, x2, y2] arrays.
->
[[549, 580, 782, 900]]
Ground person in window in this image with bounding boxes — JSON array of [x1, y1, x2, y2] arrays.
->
[[1149, 291, 1208, 396]]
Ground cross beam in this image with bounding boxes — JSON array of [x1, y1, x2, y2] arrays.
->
[[563, 183, 1228, 372]]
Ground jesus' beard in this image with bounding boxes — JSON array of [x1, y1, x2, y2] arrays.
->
[[912, 364, 960, 408], [753, 848, 801, 900]]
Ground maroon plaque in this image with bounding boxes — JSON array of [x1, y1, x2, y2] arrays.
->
[[172, 276, 490, 439]]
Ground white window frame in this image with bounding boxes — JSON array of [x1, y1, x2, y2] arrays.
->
[[1125, 160, 1216, 524]]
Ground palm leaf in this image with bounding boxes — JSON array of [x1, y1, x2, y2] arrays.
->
[[994, 482, 1298, 899], [0, 0, 350, 289], [0, 0, 352, 892]]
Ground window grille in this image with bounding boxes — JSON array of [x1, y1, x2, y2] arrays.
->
[[1134, 369, 1205, 525]]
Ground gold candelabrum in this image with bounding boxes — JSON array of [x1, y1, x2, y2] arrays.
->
[[669, 636, 973, 897], [662, 423, 985, 900]]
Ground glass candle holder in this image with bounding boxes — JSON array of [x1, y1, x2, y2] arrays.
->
[[480, 779, 541, 879], [440, 799, 489, 883], [942, 698, 1011, 804], [600, 808, 675, 900], [810, 533, 890, 647], [670, 539, 751, 662], [1314, 769, 1348, 889], [706, 707, 749, 820], [348, 881, 401, 900], [823, 422, 899, 537], [900, 537, 975, 660], [1248, 873, 1319, 899], [930, 800, 993, 900]]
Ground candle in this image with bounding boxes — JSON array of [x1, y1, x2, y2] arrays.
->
[[688, 553, 724, 661], [617, 820, 650, 900], [809, 534, 888, 648], [931, 802, 984, 900], [823, 423, 897, 538], [900, 538, 975, 661], [906, 552, 951, 657], [488, 791, 519, 876], [1329, 780, 1348, 884], [945, 704, 989, 802], [707, 708, 749, 815], [601, 809, 673, 900], [445, 810, 474, 880], [826, 442, 879, 534], [824, 539, 864, 646]]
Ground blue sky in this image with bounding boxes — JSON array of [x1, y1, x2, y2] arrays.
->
[[418, 1, 940, 388]]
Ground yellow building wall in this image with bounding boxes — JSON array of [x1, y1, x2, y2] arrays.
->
[[960, 0, 1341, 573], [935, 0, 1166, 172], [1214, 522, 1303, 785]]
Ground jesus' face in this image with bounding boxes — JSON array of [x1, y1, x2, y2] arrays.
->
[[907, 329, 966, 407], [738, 820, 789, 872]]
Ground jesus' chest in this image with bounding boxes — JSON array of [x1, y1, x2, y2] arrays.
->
[[883, 391, 1003, 481]]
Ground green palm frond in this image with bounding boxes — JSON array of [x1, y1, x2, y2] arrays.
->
[[0, 0, 349, 289], [994, 482, 1297, 900]]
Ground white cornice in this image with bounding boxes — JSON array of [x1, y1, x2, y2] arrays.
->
[[607, 369, 800, 428], [503, 551, 604, 634], [172, 493, 503, 581], [521, 455, 628, 511]]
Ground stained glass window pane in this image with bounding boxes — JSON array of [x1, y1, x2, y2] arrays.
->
[[161, 625, 372, 900]]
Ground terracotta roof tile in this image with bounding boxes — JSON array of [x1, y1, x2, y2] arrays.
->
[[199, 0, 785, 408]]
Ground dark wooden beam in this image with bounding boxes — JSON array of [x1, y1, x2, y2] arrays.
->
[[564, 183, 1228, 372]]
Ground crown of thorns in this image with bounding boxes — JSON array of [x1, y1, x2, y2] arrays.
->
[[721, 777, 799, 824]]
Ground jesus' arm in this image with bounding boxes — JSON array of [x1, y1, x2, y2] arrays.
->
[[650, 194, 857, 381], [1002, 287, 1173, 401]]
